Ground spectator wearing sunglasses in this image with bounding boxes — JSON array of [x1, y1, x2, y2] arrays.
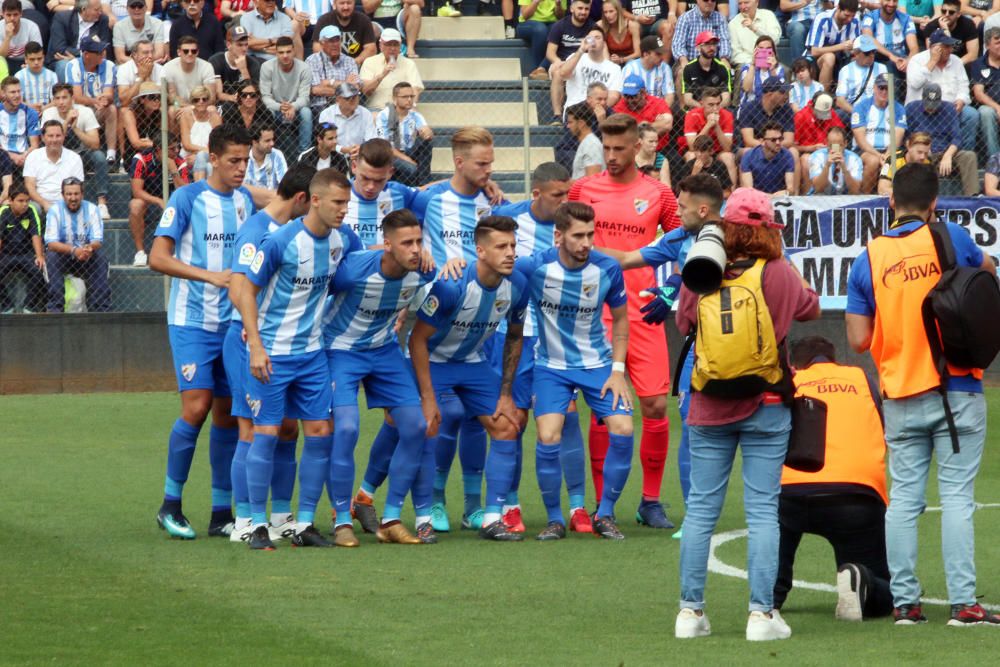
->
[[221, 80, 273, 131], [920, 0, 978, 64], [163, 35, 218, 120], [169, 0, 226, 60]]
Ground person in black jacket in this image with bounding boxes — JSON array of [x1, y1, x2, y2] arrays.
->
[[46, 0, 112, 82], [293, 121, 350, 173], [168, 0, 225, 59], [0, 186, 46, 314]]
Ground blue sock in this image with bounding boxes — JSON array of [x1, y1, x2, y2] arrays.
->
[[164, 418, 201, 502], [560, 415, 586, 508], [412, 436, 436, 518], [433, 395, 464, 504], [536, 442, 563, 524], [598, 433, 634, 518], [384, 406, 427, 521], [209, 425, 238, 511], [298, 434, 332, 526], [271, 439, 297, 515], [363, 421, 399, 491], [459, 418, 486, 516], [231, 439, 251, 518], [507, 432, 522, 506], [484, 439, 517, 516], [246, 433, 278, 526], [330, 406, 360, 524]]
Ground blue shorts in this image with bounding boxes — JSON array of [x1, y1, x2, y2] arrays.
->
[[168, 324, 231, 396], [327, 345, 421, 409], [245, 350, 332, 426], [222, 321, 251, 419], [484, 333, 536, 410], [430, 361, 501, 417], [533, 365, 633, 419]]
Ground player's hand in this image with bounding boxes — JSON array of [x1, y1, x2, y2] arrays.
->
[[421, 396, 441, 437], [419, 248, 437, 273], [34, 256, 45, 269], [249, 343, 272, 383], [210, 269, 232, 289], [439, 257, 466, 281], [484, 179, 505, 205], [600, 370, 633, 413], [492, 394, 521, 431], [638, 275, 682, 325]]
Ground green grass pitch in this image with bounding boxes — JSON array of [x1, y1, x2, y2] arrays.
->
[[4, 391, 1000, 665]]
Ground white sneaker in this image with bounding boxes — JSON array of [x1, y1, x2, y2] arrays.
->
[[98, 203, 111, 220], [505, 25, 516, 39], [675, 608, 711, 639], [746, 610, 792, 641], [835, 563, 866, 622], [133, 250, 148, 266], [229, 517, 253, 543], [268, 513, 296, 541]]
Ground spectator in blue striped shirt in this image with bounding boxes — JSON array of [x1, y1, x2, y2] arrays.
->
[[68, 34, 119, 168], [807, 0, 861, 90], [781, 0, 827, 62], [374, 81, 433, 186], [861, 0, 918, 79], [14, 43, 56, 116], [672, 0, 732, 67], [0, 76, 40, 169], [244, 124, 289, 204], [851, 73, 906, 190]]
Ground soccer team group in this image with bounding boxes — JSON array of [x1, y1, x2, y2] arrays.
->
[[152, 112, 690, 551]]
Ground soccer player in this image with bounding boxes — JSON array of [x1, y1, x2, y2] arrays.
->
[[323, 209, 435, 547], [489, 162, 593, 534], [516, 201, 634, 540], [409, 216, 531, 541], [344, 138, 419, 248], [569, 112, 680, 530], [149, 124, 256, 540], [238, 168, 361, 551], [224, 163, 315, 543]]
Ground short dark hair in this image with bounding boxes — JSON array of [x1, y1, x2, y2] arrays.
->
[[760, 120, 784, 139], [24, 41, 43, 57], [565, 101, 595, 126], [691, 134, 715, 152], [700, 86, 722, 101], [474, 215, 518, 245], [392, 81, 413, 95], [316, 122, 337, 142], [941, 0, 959, 6], [276, 36, 294, 49], [599, 113, 638, 138], [2, 0, 22, 12], [309, 167, 351, 194], [826, 125, 846, 141], [208, 123, 252, 156], [382, 208, 421, 235], [678, 173, 724, 209], [554, 201, 594, 232], [178, 35, 198, 48], [837, 0, 859, 12], [41, 119, 65, 134], [277, 163, 317, 199], [531, 161, 570, 189], [893, 163, 938, 211], [357, 138, 394, 168], [52, 83, 73, 97], [790, 336, 837, 368], [250, 122, 275, 142], [8, 183, 29, 199]]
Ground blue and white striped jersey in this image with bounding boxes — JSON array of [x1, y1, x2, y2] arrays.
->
[[514, 247, 627, 371], [807, 9, 861, 51], [345, 180, 418, 248], [15, 67, 59, 108], [66, 58, 117, 98], [155, 180, 256, 332], [418, 262, 530, 364], [411, 182, 500, 265], [248, 218, 362, 356], [835, 61, 888, 103], [622, 59, 675, 100], [375, 108, 429, 153], [43, 200, 103, 246], [790, 0, 824, 26], [492, 199, 557, 337], [231, 210, 283, 324], [862, 10, 915, 58], [287, 0, 332, 22], [323, 250, 436, 351], [851, 97, 906, 151], [807, 148, 865, 194], [790, 80, 824, 110], [0, 103, 40, 153], [245, 149, 288, 191]]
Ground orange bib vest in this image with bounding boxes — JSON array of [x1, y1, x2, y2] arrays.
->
[[781, 362, 888, 504], [866, 223, 981, 399]]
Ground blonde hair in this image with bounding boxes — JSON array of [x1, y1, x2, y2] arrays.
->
[[451, 126, 494, 157], [601, 0, 627, 35], [190, 85, 211, 101]]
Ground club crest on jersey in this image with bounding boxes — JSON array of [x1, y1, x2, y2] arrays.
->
[[159, 207, 176, 228], [250, 250, 265, 274], [378, 200, 392, 216], [181, 363, 197, 382], [330, 246, 342, 262], [238, 243, 256, 266], [634, 198, 649, 215], [421, 295, 439, 316], [493, 299, 509, 314], [582, 284, 597, 298], [236, 202, 246, 221], [476, 206, 491, 220], [400, 287, 414, 301]]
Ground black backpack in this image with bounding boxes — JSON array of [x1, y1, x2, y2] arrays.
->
[[920, 222, 1000, 452]]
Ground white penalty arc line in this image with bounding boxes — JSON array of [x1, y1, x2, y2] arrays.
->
[[706, 503, 1000, 610]]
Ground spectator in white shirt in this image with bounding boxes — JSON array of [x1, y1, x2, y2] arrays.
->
[[319, 82, 376, 159], [0, 0, 42, 72], [117, 39, 165, 107], [566, 101, 605, 178], [729, 0, 782, 68], [23, 120, 86, 212], [559, 28, 624, 112], [905, 28, 978, 149]]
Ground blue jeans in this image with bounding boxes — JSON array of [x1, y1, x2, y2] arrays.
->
[[272, 106, 314, 155], [979, 106, 1000, 158], [517, 20, 551, 70], [680, 403, 791, 613], [786, 20, 812, 62], [81, 149, 109, 198], [883, 390, 986, 607], [959, 104, 979, 152]]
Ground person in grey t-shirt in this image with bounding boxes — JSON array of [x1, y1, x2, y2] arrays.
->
[[566, 101, 605, 179], [260, 36, 314, 158], [112, 0, 166, 64]]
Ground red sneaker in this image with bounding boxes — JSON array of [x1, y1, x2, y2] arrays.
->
[[569, 508, 593, 533], [502, 507, 525, 533]]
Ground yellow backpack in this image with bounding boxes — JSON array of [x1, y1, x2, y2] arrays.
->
[[691, 258, 784, 398]]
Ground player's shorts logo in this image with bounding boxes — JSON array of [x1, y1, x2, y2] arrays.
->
[[582, 284, 597, 298], [159, 207, 176, 228], [238, 243, 256, 266], [181, 363, 197, 382], [421, 295, 439, 316], [247, 396, 261, 417], [634, 198, 649, 215], [250, 250, 265, 274]]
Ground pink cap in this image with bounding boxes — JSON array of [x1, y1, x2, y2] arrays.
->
[[723, 188, 782, 228], [695, 31, 719, 46]]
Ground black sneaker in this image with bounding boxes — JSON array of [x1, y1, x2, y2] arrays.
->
[[535, 521, 567, 541], [208, 509, 235, 537], [291, 524, 332, 547], [479, 520, 524, 542], [352, 501, 379, 534], [893, 604, 927, 625], [636, 500, 675, 529], [947, 602, 1000, 626], [248, 525, 276, 551], [592, 514, 625, 540], [416, 522, 438, 544], [835, 563, 869, 622]]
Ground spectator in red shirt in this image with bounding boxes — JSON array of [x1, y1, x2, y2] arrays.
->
[[680, 86, 736, 186], [611, 74, 673, 152], [793, 92, 844, 193]]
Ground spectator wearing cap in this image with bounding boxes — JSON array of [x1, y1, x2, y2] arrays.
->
[[169, 0, 225, 61], [360, 27, 424, 111], [112, 0, 166, 65], [794, 91, 844, 188], [67, 34, 119, 168], [877, 130, 931, 194], [240, 0, 297, 60], [681, 86, 737, 184], [0, 76, 40, 170], [293, 120, 351, 172], [47, 0, 112, 83], [307, 25, 360, 117], [360, 0, 423, 58], [260, 35, 314, 157], [789, 57, 824, 113], [0, 0, 42, 73], [672, 0, 731, 68], [922, 0, 978, 65], [861, 0, 918, 79], [209, 26, 264, 104], [851, 72, 906, 191], [612, 74, 672, 151], [905, 83, 979, 194], [128, 134, 188, 266], [808, 125, 863, 194], [681, 30, 732, 109], [163, 35, 218, 120], [565, 101, 604, 178], [739, 120, 797, 194], [834, 35, 887, 116], [906, 28, 978, 150], [117, 39, 165, 107], [319, 83, 376, 158], [736, 34, 785, 111], [122, 82, 166, 169], [781, 0, 826, 66], [729, 0, 781, 68], [559, 27, 624, 113], [375, 81, 432, 185], [24, 120, 85, 213], [314, 0, 378, 65], [622, 35, 675, 103], [973, 27, 1000, 158], [807, 0, 862, 90]]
